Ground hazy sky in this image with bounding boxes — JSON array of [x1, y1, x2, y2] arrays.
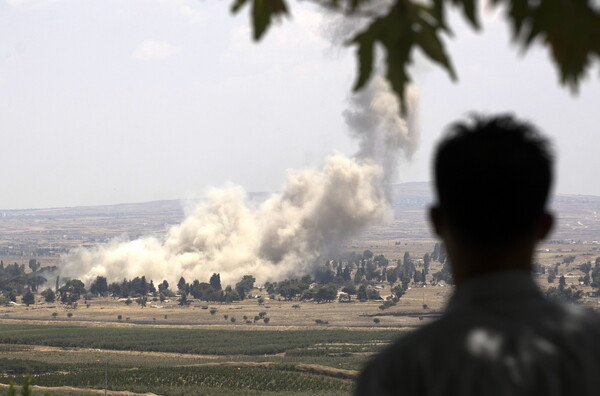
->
[[1, 0, 599, 209]]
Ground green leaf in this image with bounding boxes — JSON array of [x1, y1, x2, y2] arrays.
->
[[505, 0, 530, 37], [432, 0, 452, 34], [512, 0, 600, 91], [349, 0, 456, 114], [252, 0, 270, 40], [414, 8, 457, 80], [350, 25, 378, 91], [454, 0, 479, 29], [231, 0, 249, 14], [233, 0, 289, 41]]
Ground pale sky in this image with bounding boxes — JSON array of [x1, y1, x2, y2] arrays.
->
[[1, 0, 599, 209]]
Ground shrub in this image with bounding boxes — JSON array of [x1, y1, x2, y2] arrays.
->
[[117, 315, 122, 320], [379, 300, 396, 310], [210, 309, 217, 315], [373, 318, 380, 324], [67, 313, 73, 318], [42, 288, 55, 303], [230, 317, 236, 323], [51, 312, 58, 318], [263, 317, 270, 324]]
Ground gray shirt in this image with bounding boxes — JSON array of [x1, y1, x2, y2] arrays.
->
[[356, 271, 600, 396]]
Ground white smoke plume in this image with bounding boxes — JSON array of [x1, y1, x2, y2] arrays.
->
[[59, 77, 419, 287], [344, 77, 419, 184]]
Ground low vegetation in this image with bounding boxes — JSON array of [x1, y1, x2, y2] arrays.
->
[[1, 362, 352, 396], [0, 324, 403, 395], [0, 324, 402, 356]]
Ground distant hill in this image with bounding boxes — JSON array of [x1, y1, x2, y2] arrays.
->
[[388, 182, 600, 242], [1, 182, 598, 244]]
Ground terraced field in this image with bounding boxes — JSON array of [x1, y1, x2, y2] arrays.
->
[[0, 325, 405, 395]]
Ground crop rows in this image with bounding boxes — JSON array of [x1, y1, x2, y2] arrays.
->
[[0, 324, 403, 356], [3, 362, 353, 396]]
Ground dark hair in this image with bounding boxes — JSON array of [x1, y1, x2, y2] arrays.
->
[[434, 114, 553, 246]]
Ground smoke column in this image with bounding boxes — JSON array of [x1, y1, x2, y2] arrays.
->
[[344, 77, 419, 184], [59, 77, 418, 286]]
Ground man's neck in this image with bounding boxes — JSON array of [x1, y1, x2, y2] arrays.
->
[[449, 242, 535, 287]]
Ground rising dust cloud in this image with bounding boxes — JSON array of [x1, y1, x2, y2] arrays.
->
[[59, 77, 419, 286]]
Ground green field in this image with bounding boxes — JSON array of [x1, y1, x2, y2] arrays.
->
[[0, 324, 406, 395], [0, 324, 402, 356], [1, 360, 352, 396]]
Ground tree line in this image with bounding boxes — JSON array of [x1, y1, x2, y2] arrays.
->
[[0, 245, 458, 308], [4, 248, 598, 308]]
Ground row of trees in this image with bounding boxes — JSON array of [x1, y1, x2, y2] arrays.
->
[[0, 259, 56, 304], [1, 247, 448, 307], [9, 249, 598, 308]]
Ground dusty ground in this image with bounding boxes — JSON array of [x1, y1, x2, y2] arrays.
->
[[0, 282, 451, 329], [2, 241, 599, 329]]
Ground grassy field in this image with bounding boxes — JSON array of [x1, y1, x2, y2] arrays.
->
[[0, 324, 403, 356], [1, 360, 355, 396], [0, 280, 452, 328], [0, 324, 406, 395]]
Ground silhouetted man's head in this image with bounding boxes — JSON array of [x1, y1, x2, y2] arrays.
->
[[433, 114, 553, 249]]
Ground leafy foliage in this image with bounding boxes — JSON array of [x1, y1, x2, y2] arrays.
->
[[235, 275, 256, 300], [231, 0, 600, 112], [231, 0, 289, 40], [350, 0, 456, 113], [545, 285, 583, 303], [0, 261, 48, 298]]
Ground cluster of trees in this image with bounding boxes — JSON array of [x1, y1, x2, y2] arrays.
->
[[177, 274, 256, 305], [66, 273, 257, 306], [0, 265, 259, 307], [546, 275, 584, 303], [1, 244, 451, 308], [0, 259, 56, 305], [544, 257, 600, 303], [12, 247, 597, 310], [266, 246, 450, 305], [577, 258, 600, 289]]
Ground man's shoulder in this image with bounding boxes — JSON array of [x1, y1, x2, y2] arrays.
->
[[355, 317, 457, 395], [550, 302, 600, 335], [355, 304, 600, 395]]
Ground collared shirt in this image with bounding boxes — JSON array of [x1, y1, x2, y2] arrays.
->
[[355, 271, 600, 396]]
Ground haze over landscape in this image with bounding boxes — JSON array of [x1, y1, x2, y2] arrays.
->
[[1, 0, 599, 212], [1, 2, 600, 395]]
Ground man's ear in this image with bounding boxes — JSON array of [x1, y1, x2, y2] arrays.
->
[[429, 206, 444, 237], [537, 212, 554, 240]]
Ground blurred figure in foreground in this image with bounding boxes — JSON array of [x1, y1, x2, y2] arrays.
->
[[356, 114, 600, 395]]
